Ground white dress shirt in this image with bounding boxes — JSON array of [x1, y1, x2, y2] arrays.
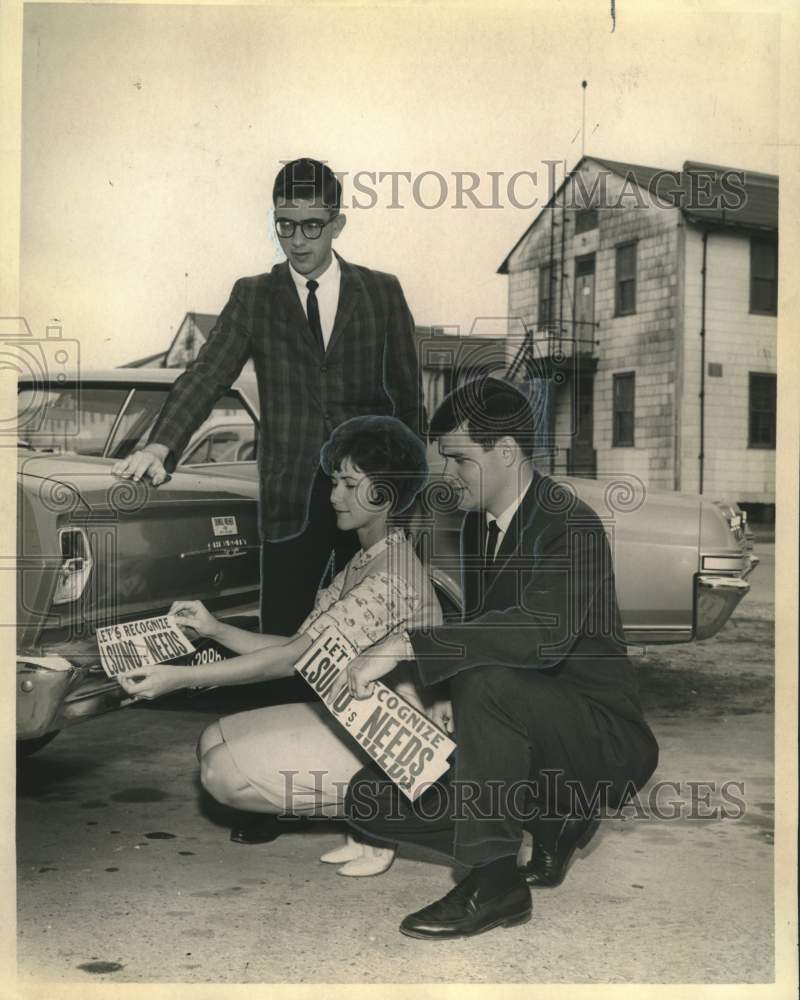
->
[[485, 477, 534, 560], [289, 253, 341, 350], [399, 478, 535, 660]]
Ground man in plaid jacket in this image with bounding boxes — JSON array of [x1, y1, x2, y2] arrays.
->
[[114, 158, 426, 638]]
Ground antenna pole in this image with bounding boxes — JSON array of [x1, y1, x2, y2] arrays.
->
[[581, 80, 588, 158]]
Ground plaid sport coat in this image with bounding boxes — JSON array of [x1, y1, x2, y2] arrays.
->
[[148, 255, 426, 540]]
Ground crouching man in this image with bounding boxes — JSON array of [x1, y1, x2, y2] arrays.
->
[[332, 376, 659, 940]]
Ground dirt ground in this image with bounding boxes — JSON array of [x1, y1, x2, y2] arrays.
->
[[14, 548, 777, 986], [636, 544, 773, 720], [635, 611, 774, 717]]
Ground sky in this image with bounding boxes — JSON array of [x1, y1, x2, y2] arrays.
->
[[17, 2, 782, 368]]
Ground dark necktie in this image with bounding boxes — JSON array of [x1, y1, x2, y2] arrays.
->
[[484, 518, 500, 567], [306, 279, 325, 352]]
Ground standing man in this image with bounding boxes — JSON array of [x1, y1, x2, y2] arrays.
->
[[337, 377, 659, 939], [115, 158, 425, 638]]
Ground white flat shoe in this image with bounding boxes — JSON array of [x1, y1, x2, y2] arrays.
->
[[336, 845, 395, 878], [319, 835, 363, 864]]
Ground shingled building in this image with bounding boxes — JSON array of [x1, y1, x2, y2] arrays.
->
[[498, 156, 778, 522]]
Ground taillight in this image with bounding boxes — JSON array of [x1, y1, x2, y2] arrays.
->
[[53, 527, 93, 604], [701, 555, 744, 571]]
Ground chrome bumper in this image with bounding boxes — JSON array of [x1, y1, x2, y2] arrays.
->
[[16, 607, 260, 741], [694, 573, 751, 640], [17, 656, 77, 739], [742, 555, 760, 579], [17, 655, 126, 740]]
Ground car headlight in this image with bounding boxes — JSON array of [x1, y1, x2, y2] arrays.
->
[[52, 527, 93, 605]]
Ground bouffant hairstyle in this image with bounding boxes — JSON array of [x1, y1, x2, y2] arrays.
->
[[320, 415, 428, 514], [428, 376, 536, 459]]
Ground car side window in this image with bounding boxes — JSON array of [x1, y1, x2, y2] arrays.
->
[[183, 427, 253, 464], [179, 395, 257, 466]]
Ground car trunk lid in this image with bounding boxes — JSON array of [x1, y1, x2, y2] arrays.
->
[[18, 456, 261, 657]]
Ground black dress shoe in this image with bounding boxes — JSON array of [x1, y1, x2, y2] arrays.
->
[[519, 816, 599, 887], [399, 874, 532, 940], [229, 813, 283, 845]]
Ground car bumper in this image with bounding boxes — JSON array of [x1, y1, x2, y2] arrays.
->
[[694, 571, 753, 641], [17, 656, 127, 740], [16, 606, 260, 741]]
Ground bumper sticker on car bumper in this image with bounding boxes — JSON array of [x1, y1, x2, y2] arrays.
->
[[95, 615, 196, 677]]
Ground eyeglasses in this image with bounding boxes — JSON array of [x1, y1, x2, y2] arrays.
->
[[274, 215, 337, 240]]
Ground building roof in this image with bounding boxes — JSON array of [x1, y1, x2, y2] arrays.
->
[[588, 156, 669, 197], [121, 349, 167, 368], [498, 155, 779, 273], [679, 159, 778, 230], [182, 312, 218, 338], [123, 312, 220, 368]]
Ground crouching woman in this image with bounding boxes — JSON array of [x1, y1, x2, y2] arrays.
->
[[117, 415, 446, 876]]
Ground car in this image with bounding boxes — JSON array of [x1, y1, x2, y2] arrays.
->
[[15, 367, 266, 755], [181, 416, 257, 466], [15, 368, 758, 754]]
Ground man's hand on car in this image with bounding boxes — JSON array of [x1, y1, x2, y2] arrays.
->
[[112, 443, 170, 485]]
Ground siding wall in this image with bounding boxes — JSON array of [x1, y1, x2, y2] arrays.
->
[[680, 227, 776, 502], [506, 160, 680, 490]]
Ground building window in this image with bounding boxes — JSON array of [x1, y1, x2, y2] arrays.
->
[[538, 263, 553, 326], [748, 372, 776, 448], [615, 241, 637, 316], [613, 372, 635, 446], [750, 239, 778, 315], [575, 207, 598, 234]]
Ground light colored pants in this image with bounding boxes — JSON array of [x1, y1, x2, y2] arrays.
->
[[215, 700, 375, 817]]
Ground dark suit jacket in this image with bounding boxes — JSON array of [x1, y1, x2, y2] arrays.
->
[[148, 255, 425, 539], [409, 471, 649, 728]]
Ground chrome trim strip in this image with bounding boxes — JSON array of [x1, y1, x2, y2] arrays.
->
[[102, 387, 136, 458], [697, 574, 750, 593], [179, 544, 260, 559], [64, 679, 122, 703], [622, 625, 692, 634]]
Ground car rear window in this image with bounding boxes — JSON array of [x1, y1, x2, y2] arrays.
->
[[17, 386, 130, 456]]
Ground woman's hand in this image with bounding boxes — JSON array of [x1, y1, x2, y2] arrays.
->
[[169, 600, 220, 639], [117, 665, 189, 701]]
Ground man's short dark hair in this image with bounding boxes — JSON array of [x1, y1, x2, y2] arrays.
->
[[321, 415, 428, 513], [273, 158, 341, 210], [429, 376, 536, 459]]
